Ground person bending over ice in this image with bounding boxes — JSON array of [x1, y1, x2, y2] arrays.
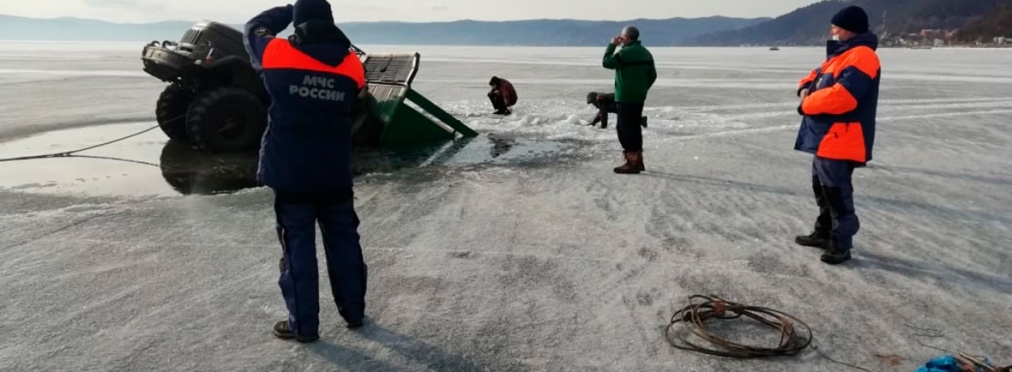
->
[[587, 91, 647, 129]]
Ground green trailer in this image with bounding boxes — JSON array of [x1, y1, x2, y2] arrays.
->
[[353, 53, 478, 146]]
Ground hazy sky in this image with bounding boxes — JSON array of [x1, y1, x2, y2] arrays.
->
[[1, 0, 818, 23]]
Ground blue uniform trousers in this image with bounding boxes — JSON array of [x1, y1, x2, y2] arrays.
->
[[274, 191, 367, 337], [811, 157, 860, 250]]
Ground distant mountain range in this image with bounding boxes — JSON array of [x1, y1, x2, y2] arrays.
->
[[0, 14, 766, 46], [685, 0, 1012, 46], [4, 0, 1009, 47], [0, 15, 190, 42], [338, 17, 767, 46]]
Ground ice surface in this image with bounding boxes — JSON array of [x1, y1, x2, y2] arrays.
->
[[0, 42, 1010, 371]]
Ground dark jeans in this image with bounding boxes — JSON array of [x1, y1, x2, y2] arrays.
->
[[488, 92, 508, 113], [617, 102, 644, 152], [274, 191, 368, 337], [811, 157, 859, 250]]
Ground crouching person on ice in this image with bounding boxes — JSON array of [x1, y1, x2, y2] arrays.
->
[[488, 76, 517, 115], [793, 6, 881, 265], [244, 0, 369, 343]]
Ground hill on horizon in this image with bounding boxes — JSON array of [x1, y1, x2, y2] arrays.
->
[[685, 0, 1012, 46], [338, 17, 766, 46], [0, 14, 766, 46]]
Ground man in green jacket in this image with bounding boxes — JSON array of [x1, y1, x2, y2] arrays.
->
[[603, 26, 657, 174]]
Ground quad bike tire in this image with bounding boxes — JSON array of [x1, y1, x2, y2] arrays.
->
[[186, 87, 266, 153], [156, 83, 194, 140]]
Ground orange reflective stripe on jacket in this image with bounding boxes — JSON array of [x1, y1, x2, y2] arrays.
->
[[799, 69, 819, 88], [816, 122, 866, 163], [802, 46, 879, 115], [803, 83, 859, 115], [261, 38, 365, 88]]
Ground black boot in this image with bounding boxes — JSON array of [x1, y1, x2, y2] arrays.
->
[[797, 173, 833, 249], [340, 309, 365, 329], [795, 231, 830, 249], [272, 321, 319, 343], [820, 245, 852, 265]]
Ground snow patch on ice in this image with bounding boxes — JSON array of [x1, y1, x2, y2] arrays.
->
[[443, 98, 801, 144], [12, 203, 114, 221]]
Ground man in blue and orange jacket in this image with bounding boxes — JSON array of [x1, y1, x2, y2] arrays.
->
[[244, 0, 368, 342], [793, 5, 880, 265]]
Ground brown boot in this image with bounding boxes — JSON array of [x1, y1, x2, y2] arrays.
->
[[614, 151, 641, 174], [633, 150, 645, 172]]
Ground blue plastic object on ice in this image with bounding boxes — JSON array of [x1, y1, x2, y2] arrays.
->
[[917, 356, 962, 372], [917, 355, 997, 372]]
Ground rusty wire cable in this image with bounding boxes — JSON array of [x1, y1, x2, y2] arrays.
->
[[666, 296, 1010, 372], [666, 295, 813, 359]]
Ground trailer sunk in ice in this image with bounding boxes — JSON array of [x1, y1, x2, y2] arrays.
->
[[141, 21, 477, 153]]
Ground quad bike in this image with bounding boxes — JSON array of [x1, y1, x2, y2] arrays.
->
[[141, 21, 476, 153]]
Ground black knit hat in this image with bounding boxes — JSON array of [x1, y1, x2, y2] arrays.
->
[[586, 92, 598, 104], [831, 5, 869, 34], [294, 0, 334, 25]]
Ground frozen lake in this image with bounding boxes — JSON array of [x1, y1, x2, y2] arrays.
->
[[0, 41, 1010, 371]]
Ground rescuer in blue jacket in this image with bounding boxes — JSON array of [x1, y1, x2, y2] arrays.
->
[[244, 0, 368, 342], [793, 6, 881, 265]]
